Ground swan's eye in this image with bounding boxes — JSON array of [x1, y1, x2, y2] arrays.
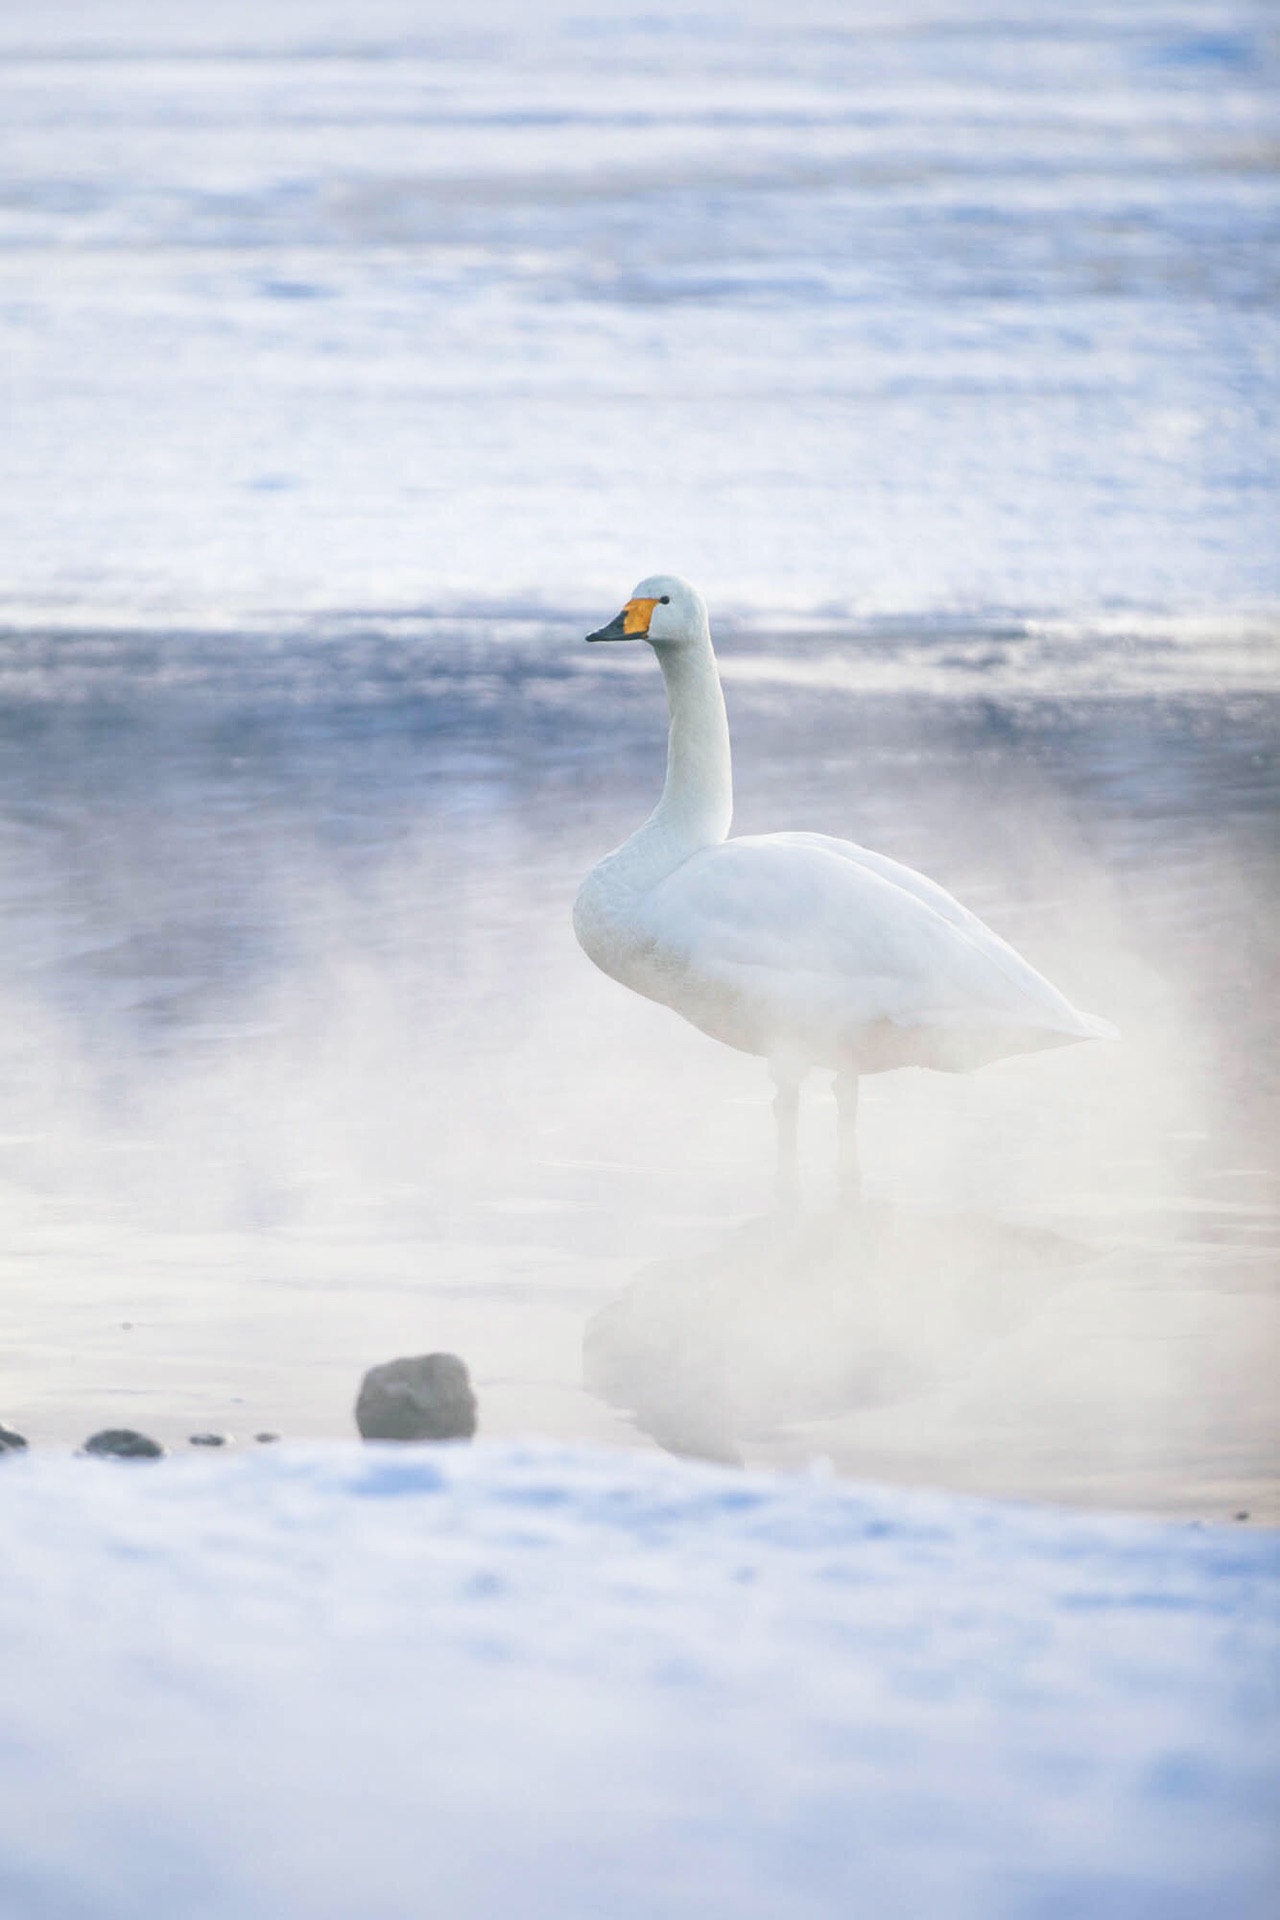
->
[[659, 595, 670, 604]]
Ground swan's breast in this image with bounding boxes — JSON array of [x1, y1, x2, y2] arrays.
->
[[574, 853, 717, 1018], [573, 859, 658, 987]]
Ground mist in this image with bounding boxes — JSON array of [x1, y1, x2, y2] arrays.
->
[[1, 615, 1274, 1514]]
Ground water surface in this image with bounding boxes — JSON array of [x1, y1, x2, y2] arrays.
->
[[1, 617, 1275, 1518]]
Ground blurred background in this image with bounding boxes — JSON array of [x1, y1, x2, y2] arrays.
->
[[0, 0, 1276, 1510]]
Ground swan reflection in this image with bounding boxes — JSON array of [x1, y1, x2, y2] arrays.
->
[[584, 1208, 1094, 1466]]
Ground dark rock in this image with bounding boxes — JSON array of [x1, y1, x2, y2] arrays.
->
[[255, 1431, 281, 1444], [1234, 1511, 1250, 1523], [356, 1353, 477, 1443], [188, 1432, 229, 1448], [81, 1428, 165, 1460], [0, 1422, 29, 1453]]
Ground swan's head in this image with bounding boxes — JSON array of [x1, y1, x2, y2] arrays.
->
[[586, 575, 707, 649]]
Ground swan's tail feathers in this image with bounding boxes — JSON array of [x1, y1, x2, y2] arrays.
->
[[871, 1005, 1120, 1072]]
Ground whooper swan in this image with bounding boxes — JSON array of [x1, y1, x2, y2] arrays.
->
[[573, 575, 1114, 1203]]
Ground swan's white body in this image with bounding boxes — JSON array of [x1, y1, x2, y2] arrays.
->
[[574, 576, 1111, 1191]]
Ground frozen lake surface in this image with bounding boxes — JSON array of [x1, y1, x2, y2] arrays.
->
[[2, 0, 1278, 624]]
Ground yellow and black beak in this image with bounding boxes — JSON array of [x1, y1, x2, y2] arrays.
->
[[586, 596, 660, 643]]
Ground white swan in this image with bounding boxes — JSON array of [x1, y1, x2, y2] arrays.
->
[[574, 575, 1114, 1201]]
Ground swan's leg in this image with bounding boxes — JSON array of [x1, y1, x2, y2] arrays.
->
[[770, 1063, 802, 1213], [835, 1072, 861, 1203]]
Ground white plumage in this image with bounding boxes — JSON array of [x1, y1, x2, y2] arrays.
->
[[574, 574, 1113, 1198]]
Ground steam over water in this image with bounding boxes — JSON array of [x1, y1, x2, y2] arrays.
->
[[1, 0, 1277, 1515]]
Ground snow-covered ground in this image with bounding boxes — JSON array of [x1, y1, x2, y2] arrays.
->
[[1, 1441, 1276, 1920]]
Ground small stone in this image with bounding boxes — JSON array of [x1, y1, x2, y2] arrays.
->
[[355, 1353, 477, 1443], [0, 1422, 29, 1453], [255, 1432, 281, 1444], [1234, 1511, 1250, 1523], [81, 1428, 165, 1460], [188, 1432, 229, 1448], [121, 1322, 133, 1331]]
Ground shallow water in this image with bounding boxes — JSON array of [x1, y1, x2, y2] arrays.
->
[[1, 0, 1277, 1515], [0, 617, 1275, 1518]]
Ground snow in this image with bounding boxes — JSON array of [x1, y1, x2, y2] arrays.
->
[[0, 1443, 1275, 1919], [1, 0, 1277, 628]]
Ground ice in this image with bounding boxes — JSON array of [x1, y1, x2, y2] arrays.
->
[[1, 0, 1277, 627]]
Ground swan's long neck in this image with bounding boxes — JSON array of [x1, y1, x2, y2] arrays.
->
[[609, 631, 733, 890]]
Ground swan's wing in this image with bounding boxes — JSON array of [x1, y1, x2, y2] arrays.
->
[[766, 833, 997, 937], [762, 832, 1114, 1032], [640, 834, 1107, 1039]]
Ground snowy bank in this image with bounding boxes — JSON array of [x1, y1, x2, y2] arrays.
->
[[0, 1443, 1275, 1919]]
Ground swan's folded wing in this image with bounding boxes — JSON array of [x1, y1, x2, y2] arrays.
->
[[640, 835, 1104, 1038], [763, 833, 996, 936], [758, 833, 1115, 1032]]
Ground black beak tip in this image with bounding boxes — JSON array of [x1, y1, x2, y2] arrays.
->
[[585, 610, 631, 644]]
